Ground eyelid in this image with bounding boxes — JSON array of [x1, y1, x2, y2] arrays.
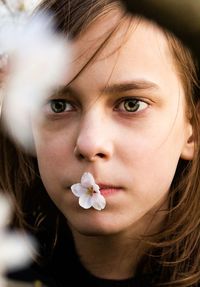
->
[[114, 96, 149, 111], [115, 96, 147, 103], [53, 98, 74, 108], [44, 98, 76, 115]]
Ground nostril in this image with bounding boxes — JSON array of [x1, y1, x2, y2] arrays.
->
[[78, 154, 85, 160], [74, 145, 107, 161], [97, 153, 105, 158]]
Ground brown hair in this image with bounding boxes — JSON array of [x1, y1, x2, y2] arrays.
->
[[1, 0, 200, 286]]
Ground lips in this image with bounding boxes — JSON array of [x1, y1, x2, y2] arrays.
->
[[98, 183, 123, 196]]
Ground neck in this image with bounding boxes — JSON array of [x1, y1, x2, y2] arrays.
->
[[71, 229, 145, 280], [69, 203, 167, 280]]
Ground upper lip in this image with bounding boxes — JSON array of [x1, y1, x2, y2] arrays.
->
[[67, 182, 122, 189], [97, 183, 122, 189]]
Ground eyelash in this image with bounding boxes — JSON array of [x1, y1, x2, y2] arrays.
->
[[46, 97, 148, 115], [48, 99, 75, 114], [114, 97, 148, 113]]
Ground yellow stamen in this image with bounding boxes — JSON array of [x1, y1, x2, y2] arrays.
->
[[18, 2, 26, 12], [87, 187, 94, 196]]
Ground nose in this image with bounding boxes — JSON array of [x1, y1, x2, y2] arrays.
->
[[74, 110, 113, 162]]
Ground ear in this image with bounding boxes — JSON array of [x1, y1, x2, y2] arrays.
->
[[180, 123, 194, 160]]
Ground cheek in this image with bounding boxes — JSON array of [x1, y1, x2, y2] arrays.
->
[[33, 125, 74, 163], [117, 121, 185, 197], [33, 132, 74, 188]]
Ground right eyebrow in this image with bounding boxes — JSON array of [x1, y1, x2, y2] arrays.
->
[[52, 85, 76, 98]]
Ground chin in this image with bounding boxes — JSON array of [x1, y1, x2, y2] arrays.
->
[[70, 224, 121, 237], [66, 210, 124, 236], [73, 226, 113, 237]]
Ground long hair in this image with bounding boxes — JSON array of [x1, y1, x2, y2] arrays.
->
[[1, 0, 200, 286]]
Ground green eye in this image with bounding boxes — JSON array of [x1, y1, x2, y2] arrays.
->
[[118, 99, 148, 113], [50, 100, 72, 113], [124, 99, 140, 112]]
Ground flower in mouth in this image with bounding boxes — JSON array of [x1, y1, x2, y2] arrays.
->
[[71, 172, 106, 211]]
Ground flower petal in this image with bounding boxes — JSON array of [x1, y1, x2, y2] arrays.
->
[[79, 194, 92, 209], [0, 231, 35, 272], [81, 172, 95, 188], [1, 13, 69, 151], [71, 183, 86, 197], [91, 193, 106, 211], [93, 183, 100, 193]]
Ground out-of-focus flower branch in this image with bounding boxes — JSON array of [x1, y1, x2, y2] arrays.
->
[[0, 0, 71, 285], [0, 193, 36, 287], [0, 0, 70, 151], [0, 0, 42, 16]]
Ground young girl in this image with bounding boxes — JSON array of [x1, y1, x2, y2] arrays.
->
[[1, 0, 200, 286]]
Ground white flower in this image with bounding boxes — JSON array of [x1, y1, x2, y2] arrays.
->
[[0, 231, 34, 273], [0, 0, 41, 16], [7, 0, 42, 14], [0, 0, 42, 33], [71, 172, 106, 211], [0, 194, 36, 287], [1, 12, 70, 151]]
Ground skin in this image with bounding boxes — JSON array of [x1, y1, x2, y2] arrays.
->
[[32, 9, 194, 279]]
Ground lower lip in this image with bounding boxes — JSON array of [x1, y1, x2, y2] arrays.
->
[[100, 188, 122, 196]]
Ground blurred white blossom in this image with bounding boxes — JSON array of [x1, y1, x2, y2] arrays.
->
[[0, 194, 36, 287], [0, 0, 42, 30], [0, 1, 70, 151], [4, 0, 42, 14]]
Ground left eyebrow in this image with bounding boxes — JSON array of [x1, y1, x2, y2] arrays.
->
[[101, 80, 160, 94]]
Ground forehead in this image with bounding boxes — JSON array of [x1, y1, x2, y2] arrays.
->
[[66, 8, 181, 97]]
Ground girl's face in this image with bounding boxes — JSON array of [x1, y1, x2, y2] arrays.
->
[[32, 11, 193, 236]]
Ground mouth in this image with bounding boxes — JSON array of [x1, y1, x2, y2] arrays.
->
[[98, 183, 123, 196]]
